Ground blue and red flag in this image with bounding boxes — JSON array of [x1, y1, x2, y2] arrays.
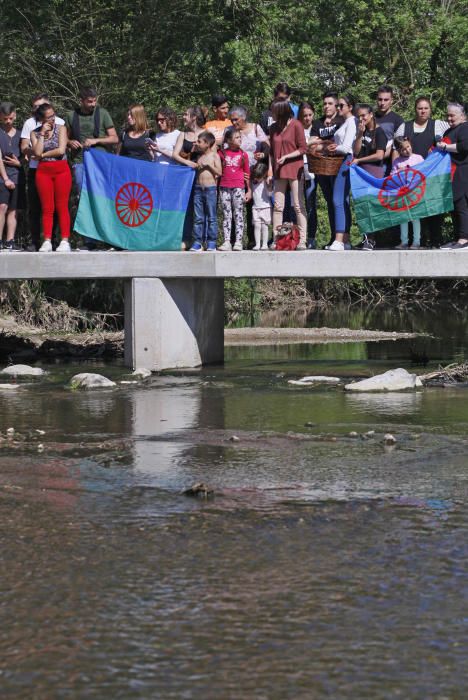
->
[[74, 150, 195, 250], [350, 151, 453, 234]]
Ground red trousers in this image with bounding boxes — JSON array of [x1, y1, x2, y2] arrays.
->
[[35, 160, 72, 239]]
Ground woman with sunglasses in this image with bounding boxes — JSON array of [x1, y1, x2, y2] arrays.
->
[[30, 102, 72, 252], [325, 94, 357, 251], [117, 104, 152, 161], [147, 107, 180, 164]]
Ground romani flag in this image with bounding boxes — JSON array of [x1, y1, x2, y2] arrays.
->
[[349, 151, 453, 234], [75, 150, 195, 250]]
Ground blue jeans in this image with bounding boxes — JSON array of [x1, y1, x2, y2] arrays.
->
[[72, 163, 97, 249], [332, 157, 352, 234], [193, 185, 217, 244], [73, 163, 84, 192], [316, 174, 336, 240], [304, 176, 317, 240]]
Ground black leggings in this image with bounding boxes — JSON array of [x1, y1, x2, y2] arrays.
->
[[452, 193, 468, 238]]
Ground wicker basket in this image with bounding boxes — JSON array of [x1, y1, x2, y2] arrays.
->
[[307, 152, 343, 176]]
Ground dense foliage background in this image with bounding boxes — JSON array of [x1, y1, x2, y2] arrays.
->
[[1, 2, 467, 329], [1, 1, 466, 122]]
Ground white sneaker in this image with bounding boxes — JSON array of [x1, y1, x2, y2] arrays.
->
[[261, 245, 269, 250], [233, 241, 243, 251], [218, 241, 232, 251], [326, 241, 345, 251], [56, 239, 71, 252], [252, 245, 260, 251], [39, 239, 53, 252]]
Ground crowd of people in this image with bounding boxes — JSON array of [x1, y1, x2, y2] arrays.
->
[[0, 82, 467, 253]]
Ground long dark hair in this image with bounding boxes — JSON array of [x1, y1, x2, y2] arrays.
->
[[187, 105, 206, 128], [357, 103, 377, 149], [298, 101, 315, 125], [339, 94, 356, 115], [271, 100, 293, 129]]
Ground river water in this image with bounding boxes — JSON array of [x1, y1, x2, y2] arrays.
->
[[0, 305, 467, 699]]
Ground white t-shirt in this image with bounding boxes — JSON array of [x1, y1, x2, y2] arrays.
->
[[154, 129, 180, 165], [252, 180, 272, 209], [333, 116, 357, 155], [21, 116, 65, 169], [394, 120, 449, 140], [303, 126, 314, 181]]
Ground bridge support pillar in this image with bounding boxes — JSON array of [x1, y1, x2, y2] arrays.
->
[[124, 277, 224, 371]]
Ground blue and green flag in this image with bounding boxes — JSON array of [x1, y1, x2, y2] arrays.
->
[[74, 150, 195, 250], [350, 151, 453, 234]]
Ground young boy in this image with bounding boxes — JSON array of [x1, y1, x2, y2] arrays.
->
[[191, 131, 222, 252]]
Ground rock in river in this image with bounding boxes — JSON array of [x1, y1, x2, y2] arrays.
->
[[0, 364, 45, 378], [345, 368, 422, 392], [131, 368, 152, 379], [288, 376, 341, 386], [69, 373, 116, 390]]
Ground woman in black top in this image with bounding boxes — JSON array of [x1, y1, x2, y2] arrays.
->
[[351, 104, 386, 176], [350, 104, 386, 250], [395, 97, 449, 246], [438, 103, 468, 249], [117, 104, 152, 161], [172, 107, 207, 248]]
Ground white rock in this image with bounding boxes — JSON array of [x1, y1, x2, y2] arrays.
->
[[0, 384, 21, 390], [69, 373, 116, 390], [383, 433, 397, 444], [288, 376, 341, 386], [344, 368, 423, 393], [0, 364, 45, 377], [131, 368, 152, 379]]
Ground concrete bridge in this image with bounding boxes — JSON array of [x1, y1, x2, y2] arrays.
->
[[1, 251, 466, 371]]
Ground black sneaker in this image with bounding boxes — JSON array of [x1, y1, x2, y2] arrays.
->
[[3, 240, 23, 252], [359, 235, 375, 251]]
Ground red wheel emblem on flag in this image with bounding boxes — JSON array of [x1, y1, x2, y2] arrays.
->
[[115, 182, 153, 227], [378, 167, 426, 211]]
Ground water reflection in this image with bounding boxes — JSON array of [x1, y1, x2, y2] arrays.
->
[[346, 390, 423, 415]]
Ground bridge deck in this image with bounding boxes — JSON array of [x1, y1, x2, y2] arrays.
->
[[0, 250, 467, 279]]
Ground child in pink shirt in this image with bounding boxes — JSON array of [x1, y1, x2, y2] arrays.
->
[[391, 136, 425, 249], [218, 127, 251, 251]]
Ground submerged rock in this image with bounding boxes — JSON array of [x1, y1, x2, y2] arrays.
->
[[288, 376, 341, 386], [183, 482, 214, 498], [383, 433, 397, 444], [131, 368, 152, 379], [69, 373, 116, 390], [0, 364, 45, 378], [345, 368, 422, 392]]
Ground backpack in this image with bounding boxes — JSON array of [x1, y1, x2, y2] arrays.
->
[[71, 106, 101, 142], [274, 222, 300, 251]]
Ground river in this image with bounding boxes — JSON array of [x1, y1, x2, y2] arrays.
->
[[0, 304, 467, 699]]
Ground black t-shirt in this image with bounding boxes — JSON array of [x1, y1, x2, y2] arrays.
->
[[374, 110, 404, 143], [443, 122, 468, 199], [0, 128, 23, 183], [120, 130, 152, 161], [310, 115, 344, 140], [356, 126, 387, 164]]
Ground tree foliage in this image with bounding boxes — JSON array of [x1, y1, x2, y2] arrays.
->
[[0, 0, 466, 123]]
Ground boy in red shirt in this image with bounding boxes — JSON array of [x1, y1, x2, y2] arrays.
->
[[218, 128, 251, 251]]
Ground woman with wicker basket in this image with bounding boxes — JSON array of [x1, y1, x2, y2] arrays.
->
[[323, 95, 357, 251], [308, 92, 344, 240], [269, 100, 308, 250]]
